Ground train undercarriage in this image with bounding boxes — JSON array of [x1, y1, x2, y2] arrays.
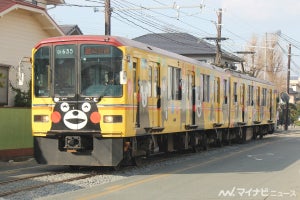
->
[[34, 124, 275, 167], [124, 123, 275, 165]]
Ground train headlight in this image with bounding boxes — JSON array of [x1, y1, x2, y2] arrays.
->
[[103, 115, 122, 123], [34, 115, 50, 122]]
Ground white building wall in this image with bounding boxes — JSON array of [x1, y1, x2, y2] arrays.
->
[[0, 10, 53, 106]]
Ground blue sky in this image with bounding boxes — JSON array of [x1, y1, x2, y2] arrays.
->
[[48, 0, 300, 75]]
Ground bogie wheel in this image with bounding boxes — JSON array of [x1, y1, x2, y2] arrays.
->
[[192, 145, 202, 153], [202, 134, 209, 151], [132, 156, 145, 167]]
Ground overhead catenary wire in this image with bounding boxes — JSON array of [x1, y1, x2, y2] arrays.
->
[[48, 0, 300, 68], [112, 0, 218, 50]]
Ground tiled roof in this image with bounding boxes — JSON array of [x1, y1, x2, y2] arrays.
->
[[0, 0, 65, 12], [0, 0, 42, 12], [134, 33, 242, 62], [59, 25, 83, 35], [134, 33, 215, 55], [0, 0, 16, 12]]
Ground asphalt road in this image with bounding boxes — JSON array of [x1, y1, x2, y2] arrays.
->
[[43, 130, 300, 200]]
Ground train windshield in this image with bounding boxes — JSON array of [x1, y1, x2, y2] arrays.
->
[[80, 44, 123, 97], [34, 44, 123, 98], [54, 45, 76, 97]]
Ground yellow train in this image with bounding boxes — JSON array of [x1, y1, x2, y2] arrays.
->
[[32, 35, 277, 166]]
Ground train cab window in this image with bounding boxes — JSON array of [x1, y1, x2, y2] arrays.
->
[[80, 44, 123, 97], [34, 46, 50, 97], [168, 66, 181, 100]]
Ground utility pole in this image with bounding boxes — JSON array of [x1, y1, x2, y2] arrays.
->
[[215, 8, 222, 66], [204, 8, 227, 67], [284, 44, 291, 131], [105, 0, 111, 35], [264, 33, 268, 80]]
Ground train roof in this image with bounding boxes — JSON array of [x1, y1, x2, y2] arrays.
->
[[35, 35, 225, 73], [225, 69, 275, 86], [35, 35, 275, 86]]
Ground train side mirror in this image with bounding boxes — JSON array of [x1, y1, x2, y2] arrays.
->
[[120, 71, 127, 84]]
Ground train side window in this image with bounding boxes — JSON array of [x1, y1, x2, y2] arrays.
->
[[215, 77, 220, 103], [248, 85, 254, 106], [262, 88, 267, 106], [148, 66, 152, 97], [233, 82, 238, 103], [203, 74, 210, 102], [223, 79, 228, 104], [168, 66, 182, 100], [34, 46, 51, 97]]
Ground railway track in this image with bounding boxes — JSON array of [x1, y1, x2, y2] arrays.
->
[[0, 171, 96, 197], [0, 135, 272, 199]]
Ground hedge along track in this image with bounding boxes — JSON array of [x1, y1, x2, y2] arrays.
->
[[0, 171, 96, 197]]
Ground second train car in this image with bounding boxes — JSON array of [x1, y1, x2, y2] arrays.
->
[[31, 35, 277, 166]]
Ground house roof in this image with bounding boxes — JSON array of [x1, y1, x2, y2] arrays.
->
[[0, 0, 64, 12], [133, 33, 243, 62], [0, 0, 64, 36], [59, 25, 83, 35], [47, 0, 65, 5]]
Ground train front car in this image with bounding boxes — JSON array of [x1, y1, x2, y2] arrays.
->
[[32, 36, 126, 166]]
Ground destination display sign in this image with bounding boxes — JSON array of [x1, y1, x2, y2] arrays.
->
[[83, 45, 111, 55]]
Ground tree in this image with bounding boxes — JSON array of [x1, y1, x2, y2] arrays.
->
[[241, 35, 264, 77], [10, 80, 31, 107], [241, 34, 286, 93]]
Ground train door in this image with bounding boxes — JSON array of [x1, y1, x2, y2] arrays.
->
[[187, 71, 195, 125], [133, 58, 140, 128], [269, 89, 273, 121], [149, 62, 161, 128], [241, 83, 246, 122], [256, 86, 261, 122], [214, 77, 221, 124]]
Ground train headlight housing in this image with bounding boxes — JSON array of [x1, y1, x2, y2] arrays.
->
[[34, 115, 50, 122], [103, 115, 122, 123]]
